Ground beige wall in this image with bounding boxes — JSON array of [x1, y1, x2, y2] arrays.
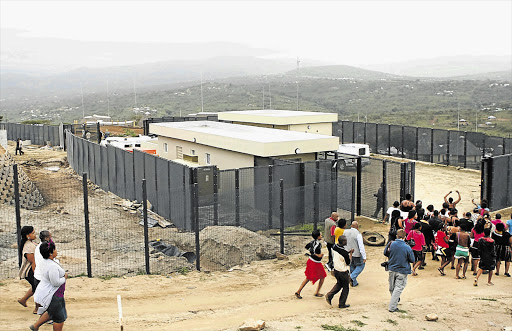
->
[[157, 136, 254, 170], [289, 123, 332, 135], [231, 122, 288, 130]]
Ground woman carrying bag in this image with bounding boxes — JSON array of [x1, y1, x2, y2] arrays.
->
[[18, 226, 38, 314]]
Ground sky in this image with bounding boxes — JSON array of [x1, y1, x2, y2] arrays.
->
[[1, 0, 511, 71]]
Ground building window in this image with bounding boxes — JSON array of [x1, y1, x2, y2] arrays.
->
[[176, 146, 183, 159], [163, 143, 168, 153], [191, 149, 195, 155], [205, 153, 211, 165]]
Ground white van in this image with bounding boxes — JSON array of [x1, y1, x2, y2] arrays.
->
[[336, 143, 370, 170]]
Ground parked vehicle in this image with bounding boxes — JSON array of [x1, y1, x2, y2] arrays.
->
[[336, 143, 370, 170]]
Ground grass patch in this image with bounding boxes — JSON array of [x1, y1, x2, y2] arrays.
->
[[396, 309, 408, 313], [177, 267, 190, 275], [361, 315, 369, 319], [295, 327, 302, 329], [321, 325, 359, 331], [475, 297, 497, 301], [384, 319, 398, 326], [68, 272, 87, 279], [0, 282, 6, 286], [98, 275, 120, 281], [285, 223, 315, 233], [351, 320, 367, 327], [398, 314, 414, 320]]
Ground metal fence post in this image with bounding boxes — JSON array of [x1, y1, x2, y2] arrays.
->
[[279, 179, 284, 254], [364, 122, 367, 144], [415, 127, 419, 160], [356, 157, 362, 216], [142, 179, 150, 275], [382, 160, 388, 218], [268, 165, 273, 229], [464, 132, 468, 168], [194, 183, 200, 271], [375, 124, 379, 153], [352, 121, 356, 142], [401, 126, 405, 158], [300, 163, 306, 223], [313, 182, 319, 231], [331, 159, 337, 212], [341, 121, 345, 144], [96, 122, 101, 144], [430, 128, 434, 163], [213, 166, 219, 226], [400, 163, 406, 201], [235, 169, 240, 227], [480, 157, 486, 203], [82, 173, 92, 277], [14, 165, 22, 267], [446, 132, 451, 165], [387, 125, 391, 156], [351, 177, 356, 223], [487, 157, 494, 209], [410, 162, 415, 199]]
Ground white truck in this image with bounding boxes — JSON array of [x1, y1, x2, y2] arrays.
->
[[336, 143, 370, 170]]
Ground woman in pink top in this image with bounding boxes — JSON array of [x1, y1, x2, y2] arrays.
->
[[403, 210, 418, 235], [470, 220, 486, 275], [407, 223, 426, 276]]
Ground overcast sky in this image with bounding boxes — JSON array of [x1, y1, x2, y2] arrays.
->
[[1, 0, 511, 70]]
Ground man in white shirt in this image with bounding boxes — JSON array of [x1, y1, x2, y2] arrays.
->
[[325, 235, 353, 308], [344, 221, 367, 287], [382, 201, 400, 224]]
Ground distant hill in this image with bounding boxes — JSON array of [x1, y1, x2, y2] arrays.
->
[[287, 65, 409, 80], [362, 55, 512, 78], [0, 56, 300, 99], [446, 70, 512, 81]]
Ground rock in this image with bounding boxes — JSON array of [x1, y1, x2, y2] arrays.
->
[[425, 313, 438, 321], [239, 319, 265, 331], [275, 252, 288, 260], [487, 321, 496, 327]]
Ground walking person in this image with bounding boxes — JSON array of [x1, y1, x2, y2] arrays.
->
[[324, 212, 338, 271], [15, 138, 24, 155], [18, 226, 37, 313], [372, 182, 384, 219], [325, 235, 353, 309], [403, 210, 418, 236], [436, 223, 452, 276], [406, 223, 425, 276], [454, 224, 471, 279], [492, 222, 511, 277], [384, 229, 415, 312], [295, 230, 327, 299], [470, 219, 486, 276], [30, 241, 68, 331], [388, 210, 402, 243], [34, 231, 52, 313], [344, 221, 366, 287], [382, 201, 400, 225], [474, 228, 496, 286]]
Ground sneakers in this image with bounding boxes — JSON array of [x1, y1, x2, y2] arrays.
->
[[325, 263, 332, 272], [339, 304, 350, 309], [505, 273, 511, 277]]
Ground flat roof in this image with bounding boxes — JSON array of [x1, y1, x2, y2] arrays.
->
[[217, 109, 338, 125], [150, 121, 339, 157]]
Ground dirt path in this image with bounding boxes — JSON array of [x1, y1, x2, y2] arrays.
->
[[1, 145, 511, 330]]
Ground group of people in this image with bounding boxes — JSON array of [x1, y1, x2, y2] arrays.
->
[[294, 190, 512, 312], [17, 226, 67, 331]]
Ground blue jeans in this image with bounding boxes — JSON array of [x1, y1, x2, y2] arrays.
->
[[350, 256, 365, 285]]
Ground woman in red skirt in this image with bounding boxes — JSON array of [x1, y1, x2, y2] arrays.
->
[[295, 229, 327, 299]]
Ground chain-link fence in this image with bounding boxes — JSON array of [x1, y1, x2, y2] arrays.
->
[[335, 120, 511, 170]]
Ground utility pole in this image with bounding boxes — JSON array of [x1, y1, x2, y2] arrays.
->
[[80, 83, 85, 119], [107, 80, 110, 118], [296, 57, 300, 111]]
